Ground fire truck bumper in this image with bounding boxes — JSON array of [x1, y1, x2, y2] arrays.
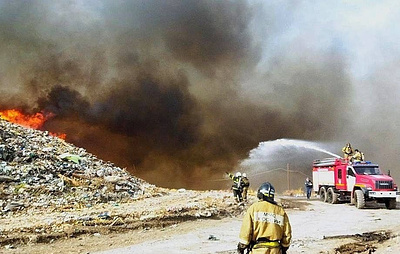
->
[[367, 191, 400, 198]]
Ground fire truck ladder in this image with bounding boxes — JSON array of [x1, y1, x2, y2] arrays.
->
[[313, 157, 345, 167]]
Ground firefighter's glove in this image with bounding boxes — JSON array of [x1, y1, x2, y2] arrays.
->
[[237, 242, 248, 254], [281, 246, 289, 254]]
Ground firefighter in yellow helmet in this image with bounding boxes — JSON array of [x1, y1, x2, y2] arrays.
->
[[237, 182, 292, 254], [352, 149, 365, 162], [342, 143, 353, 160]]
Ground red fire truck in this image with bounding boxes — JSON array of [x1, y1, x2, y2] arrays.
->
[[312, 158, 399, 209]]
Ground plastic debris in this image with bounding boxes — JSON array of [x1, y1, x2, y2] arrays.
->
[[0, 119, 154, 214], [208, 235, 219, 241]]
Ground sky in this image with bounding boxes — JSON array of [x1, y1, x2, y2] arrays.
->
[[1, 0, 400, 190]]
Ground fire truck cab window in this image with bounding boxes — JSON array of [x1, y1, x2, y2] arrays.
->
[[338, 169, 342, 179], [347, 167, 355, 177], [353, 166, 382, 175]]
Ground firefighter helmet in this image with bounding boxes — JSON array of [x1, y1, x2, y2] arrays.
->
[[235, 172, 241, 177], [257, 182, 275, 202], [242, 173, 247, 177]]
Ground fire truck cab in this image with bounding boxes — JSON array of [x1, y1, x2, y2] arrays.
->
[[312, 158, 399, 209]]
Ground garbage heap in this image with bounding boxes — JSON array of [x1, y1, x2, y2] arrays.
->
[[0, 119, 154, 214]]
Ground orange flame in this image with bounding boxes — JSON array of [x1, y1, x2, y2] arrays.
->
[[0, 109, 66, 139], [52, 132, 67, 139]]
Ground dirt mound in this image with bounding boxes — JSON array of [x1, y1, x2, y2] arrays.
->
[[328, 231, 392, 254], [0, 188, 249, 249]]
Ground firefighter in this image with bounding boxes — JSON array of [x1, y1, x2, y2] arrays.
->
[[241, 173, 250, 202], [342, 143, 353, 160], [305, 177, 313, 200], [226, 171, 243, 202], [352, 149, 365, 162], [237, 182, 292, 254]]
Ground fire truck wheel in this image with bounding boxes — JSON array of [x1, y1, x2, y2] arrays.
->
[[326, 188, 332, 203], [327, 188, 338, 204], [355, 189, 365, 209], [319, 187, 327, 202]]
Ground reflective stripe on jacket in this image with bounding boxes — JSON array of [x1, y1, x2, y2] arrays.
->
[[239, 200, 292, 248], [253, 241, 280, 249], [228, 173, 242, 190]]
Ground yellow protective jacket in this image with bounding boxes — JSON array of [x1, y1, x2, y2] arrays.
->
[[228, 173, 242, 190], [342, 145, 353, 155], [242, 177, 250, 188], [239, 200, 292, 248], [353, 151, 364, 161]]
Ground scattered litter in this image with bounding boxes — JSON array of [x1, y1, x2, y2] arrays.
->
[[208, 234, 219, 241], [3, 201, 24, 212], [4, 244, 15, 249], [98, 211, 111, 220], [59, 153, 83, 164]]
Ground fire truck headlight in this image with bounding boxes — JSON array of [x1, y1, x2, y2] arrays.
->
[[366, 187, 372, 191]]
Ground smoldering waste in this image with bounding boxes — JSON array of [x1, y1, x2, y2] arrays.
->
[[0, 118, 153, 213], [0, 119, 242, 250]]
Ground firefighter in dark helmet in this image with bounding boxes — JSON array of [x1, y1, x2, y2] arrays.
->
[[237, 182, 292, 254]]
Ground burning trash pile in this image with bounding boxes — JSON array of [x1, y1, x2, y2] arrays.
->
[[0, 118, 154, 214], [0, 117, 244, 250]]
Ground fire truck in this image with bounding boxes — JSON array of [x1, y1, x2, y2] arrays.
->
[[312, 158, 399, 209]]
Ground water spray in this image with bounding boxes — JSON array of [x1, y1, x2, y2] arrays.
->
[[247, 139, 339, 161], [213, 139, 340, 185], [240, 138, 340, 175]]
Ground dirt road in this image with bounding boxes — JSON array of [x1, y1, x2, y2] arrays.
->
[[94, 198, 400, 254], [4, 194, 400, 254]]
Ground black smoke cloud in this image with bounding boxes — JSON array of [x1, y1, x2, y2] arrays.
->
[[0, 1, 363, 189]]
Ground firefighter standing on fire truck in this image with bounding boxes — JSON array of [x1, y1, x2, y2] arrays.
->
[[237, 182, 292, 254], [352, 149, 365, 162], [342, 143, 353, 160]]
